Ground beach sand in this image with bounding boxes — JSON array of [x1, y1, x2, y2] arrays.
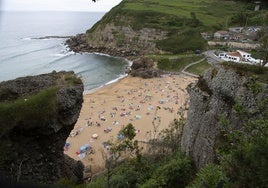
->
[[64, 74, 196, 174]]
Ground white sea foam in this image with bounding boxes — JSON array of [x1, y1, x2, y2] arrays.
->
[[83, 73, 128, 95], [21, 37, 32, 41], [92, 52, 111, 57], [52, 50, 74, 57]]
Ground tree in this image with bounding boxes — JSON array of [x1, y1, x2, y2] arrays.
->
[[257, 13, 268, 66], [109, 123, 141, 160], [259, 34, 268, 66]]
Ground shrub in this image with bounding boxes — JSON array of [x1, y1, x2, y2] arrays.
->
[[140, 153, 194, 188], [64, 75, 83, 86], [157, 58, 170, 70], [157, 29, 207, 54], [188, 164, 228, 188], [0, 87, 58, 132]]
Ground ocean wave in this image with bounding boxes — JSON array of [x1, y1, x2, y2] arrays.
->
[[46, 53, 73, 66], [52, 51, 74, 57], [21, 37, 32, 41], [92, 52, 111, 57], [1, 45, 59, 62]]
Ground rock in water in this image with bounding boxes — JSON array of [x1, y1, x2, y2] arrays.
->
[[0, 71, 84, 184]]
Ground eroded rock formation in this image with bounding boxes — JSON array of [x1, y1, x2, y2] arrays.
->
[[129, 57, 160, 78], [181, 66, 268, 169], [0, 71, 84, 184]]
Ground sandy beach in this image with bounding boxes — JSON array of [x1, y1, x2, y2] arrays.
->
[[64, 74, 196, 174]]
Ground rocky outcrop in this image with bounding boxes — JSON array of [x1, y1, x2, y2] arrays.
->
[[86, 23, 167, 55], [128, 57, 160, 78], [66, 22, 167, 58], [181, 66, 268, 169], [0, 71, 84, 184], [66, 34, 139, 58]]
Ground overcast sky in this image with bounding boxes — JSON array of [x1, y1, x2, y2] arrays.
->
[[1, 0, 122, 12]]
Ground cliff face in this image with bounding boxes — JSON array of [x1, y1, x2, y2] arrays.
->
[[66, 25, 167, 58], [87, 22, 167, 55], [0, 71, 84, 184], [181, 66, 268, 169]]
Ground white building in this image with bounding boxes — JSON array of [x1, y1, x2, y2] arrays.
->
[[237, 50, 251, 61], [214, 31, 230, 40], [217, 50, 263, 64]]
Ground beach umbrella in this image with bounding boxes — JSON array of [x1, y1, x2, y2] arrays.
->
[[65, 142, 70, 147], [135, 115, 141, 120], [80, 146, 86, 152], [160, 99, 165, 104], [148, 105, 154, 110], [118, 134, 124, 140], [85, 144, 91, 150], [78, 153, 86, 159], [92, 133, 98, 139]]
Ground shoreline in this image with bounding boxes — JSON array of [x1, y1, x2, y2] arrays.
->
[[83, 73, 129, 95], [82, 54, 133, 94], [64, 73, 197, 175]]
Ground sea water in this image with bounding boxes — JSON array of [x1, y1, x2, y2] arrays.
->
[[0, 11, 130, 91]]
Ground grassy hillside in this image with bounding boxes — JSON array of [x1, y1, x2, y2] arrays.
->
[[90, 0, 252, 31], [121, 0, 246, 28], [87, 0, 267, 54]]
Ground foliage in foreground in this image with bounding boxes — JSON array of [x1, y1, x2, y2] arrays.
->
[[85, 81, 268, 188], [0, 87, 58, 133]]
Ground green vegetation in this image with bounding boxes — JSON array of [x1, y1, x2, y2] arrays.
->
[[64, 74, 83, 86], [88, 109, 195, 188], [157, 55, 203, 71], [121, 0, 247, 28], [57, 178, 87, 188], [186, 60, 211, 75], [222, 62, 268, 83], [156, 29, 207, 54], [0, 87, 58, 133], [81, 69, 267, 187], [188, 164, 228, 188], [88, 0, 268, 54], [213, 97, 268, 187]]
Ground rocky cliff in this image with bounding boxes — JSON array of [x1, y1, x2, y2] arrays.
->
[[66, 25, 167, 58], [0, 71, 84, 184], [181, 65, 268, 169]]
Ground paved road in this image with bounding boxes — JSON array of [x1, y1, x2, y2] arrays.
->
[[181, 57, 206, 78], [181, 50, 224, 77], [203, 50, 224, 64]]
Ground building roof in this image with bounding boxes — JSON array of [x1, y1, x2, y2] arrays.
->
[[227, 52, 242, 58], [215, 30, 229, 35], [237, 50, 251, 55]]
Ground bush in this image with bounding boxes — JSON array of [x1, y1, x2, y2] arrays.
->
[[140, 153, 194, 188], [157, 58, 170, 70], [64, 75, 83, 85], [222, 62, 268, 83], [0, 87, 58, 132], [157, 29, 207, 54], [188, 164, 228, 188]]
